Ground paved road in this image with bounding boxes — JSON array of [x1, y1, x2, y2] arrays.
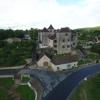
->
[[44, 64, 100, 100], [22, 68, 67, 97], [0, 69, 20, 75]]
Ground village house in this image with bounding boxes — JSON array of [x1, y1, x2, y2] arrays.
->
[[79, 36, 100, 49], [35, 25, 78, 71], [23, 34, 31, 40], [5, 37, 21, 43]]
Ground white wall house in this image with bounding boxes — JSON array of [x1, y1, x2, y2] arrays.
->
[[37, 54, 78, 72], [53, 62, 78, 71]]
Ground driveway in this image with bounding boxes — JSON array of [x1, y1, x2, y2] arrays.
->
[[0, 69, 19, 75]]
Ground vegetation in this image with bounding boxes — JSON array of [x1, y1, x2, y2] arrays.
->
[[70, 73, 100, 100], [75, 26, 100, 65], [78, 52, 100, 65], [0, 28, 38, 67], [87, 52, 100, 60], [91, 44, 100, 54], [74, 26, 100, 42], [0, 29, 38, 40], [0, 77, 14, 89], [0, 77, 35, 100], [21, 75, 30, 82], [78, 59, 91, 65], [0, 89, 11, 100], [16, 85, 35, 100], [0, 77, 14, 100]]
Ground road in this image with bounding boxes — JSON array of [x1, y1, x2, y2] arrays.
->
[[0, 64, 100, 100], [0, 69, 20, 75], [44, 63, 100, 100]]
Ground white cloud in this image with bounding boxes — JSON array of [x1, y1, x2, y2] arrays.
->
[[0, 0, 100, 29]]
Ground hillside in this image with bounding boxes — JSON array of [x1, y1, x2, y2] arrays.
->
[[74, 26, 100, 41], [75, 26, 100, 31]]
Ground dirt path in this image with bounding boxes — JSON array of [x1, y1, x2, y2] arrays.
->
[[80, 89, 88, 100], [8, 82, 23, 100], [30, 78, 43, 100]]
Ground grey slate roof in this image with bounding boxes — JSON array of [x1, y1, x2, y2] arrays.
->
[[51, 54, 78, 65], [60, 27, 71, 32], [48, 25, 54, 29], [41, 27, 49, 32], [36, 48, 54, 61]]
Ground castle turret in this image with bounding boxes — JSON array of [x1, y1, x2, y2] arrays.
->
[[48, 24, 54, 32]]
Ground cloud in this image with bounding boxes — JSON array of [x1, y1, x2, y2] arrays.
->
[[0, 0, 100, 29]]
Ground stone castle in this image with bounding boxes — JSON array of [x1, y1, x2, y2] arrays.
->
[[38, 25, 77, 54], [33, 25, 78, 71]]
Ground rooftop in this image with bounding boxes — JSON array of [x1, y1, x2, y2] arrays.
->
[[60, 27, 71, 32], [48, 25, 54, 29], [41, 27, 49, 32], [40, 25, 72, 32], [52, 54, 78, 65]]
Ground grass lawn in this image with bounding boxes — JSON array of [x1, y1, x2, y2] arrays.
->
[[0, 88, 11, 100], [0, 77, 14, 100], [16, 85, 35, 100], [0, 77, 35, 100], [0, 77, 14, 89], [21, 75, 30, 82], [69, 73, 100, 100]]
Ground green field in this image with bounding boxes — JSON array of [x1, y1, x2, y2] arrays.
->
[[0, 77, 35, 100], [16, 85, 35, 100], [21, 75, 30, 82], [0, 77, 14, 100], [70, 73, 100, 100]]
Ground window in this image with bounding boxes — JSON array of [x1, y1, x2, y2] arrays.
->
[[62, 69, 66, 71], [73, 43, 75, 45], [54, 40, 57, 43], [67, 45, 70, 48], [57, 67, 60, 71], [62, 45, 65, 48], [54, 50, 57, 53], [65, 33, 68, 36], [63, 39, 65, 42], [67, 64, 71, 69], [74, 64, 76, 66], [54, 45, 57, 48], [39, 40, 42, 43]]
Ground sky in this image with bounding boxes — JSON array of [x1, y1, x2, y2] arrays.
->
[[0, 0, 100, 29]]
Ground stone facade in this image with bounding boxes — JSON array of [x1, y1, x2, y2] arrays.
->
[[37, 55, 78, 71], [38, 25, 77, 54]]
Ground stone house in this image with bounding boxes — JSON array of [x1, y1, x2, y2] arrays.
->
[[37, 54, 78, 71], [24, 34, 31, 40], [5, 38, 21, 43]]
